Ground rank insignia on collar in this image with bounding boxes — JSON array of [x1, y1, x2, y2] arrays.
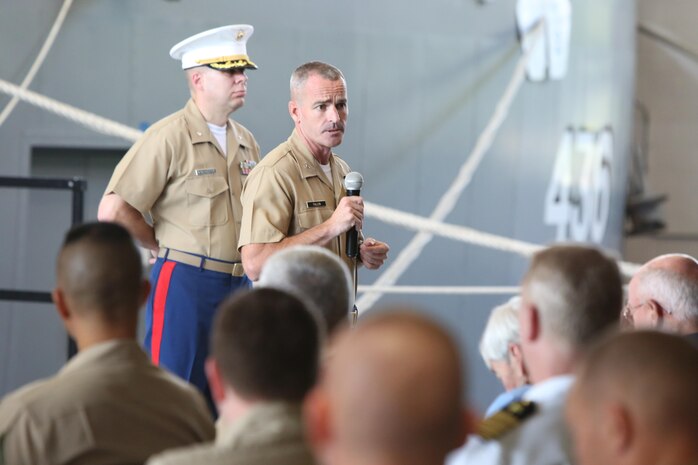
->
[[477, 400, 537, 440], [239, 160, 257, 175]]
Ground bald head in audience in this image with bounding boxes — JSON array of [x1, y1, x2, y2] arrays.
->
[[53, 221, 149, 347], [626, 254, 698, 338], [257, 245, 353, 335], [305, 310, 471, 465], [566, 331, 698, 465]]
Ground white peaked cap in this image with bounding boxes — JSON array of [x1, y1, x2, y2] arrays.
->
[[169, 24, 257, 70]]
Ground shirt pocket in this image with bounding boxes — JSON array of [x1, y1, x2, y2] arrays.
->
[[297, 205, 333, 233], [185, 176, 230, 226]]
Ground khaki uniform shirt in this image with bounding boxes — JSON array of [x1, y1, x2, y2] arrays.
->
[[106, 99, 260, 261], [0, 340, 215, 465], [146, 402, 316, 465], [238, 129, 352, 269]]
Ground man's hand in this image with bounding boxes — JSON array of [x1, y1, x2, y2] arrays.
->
[[360, 237, 389, 269], [328, 196, 364, 236]]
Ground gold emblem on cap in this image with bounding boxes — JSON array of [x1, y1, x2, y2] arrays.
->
[[236, 30, 245, 41]]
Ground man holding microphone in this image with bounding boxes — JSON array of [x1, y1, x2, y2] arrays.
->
[[239, 61, 389, 292]]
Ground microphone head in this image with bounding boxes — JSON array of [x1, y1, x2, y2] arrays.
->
[[344, 172, 364, 191]]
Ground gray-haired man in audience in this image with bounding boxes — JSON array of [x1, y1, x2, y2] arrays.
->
[[479, 296, 529, 417], [257, 245, 353, 335], [625, 253, 698, 345], [448, 244, 623, 465]]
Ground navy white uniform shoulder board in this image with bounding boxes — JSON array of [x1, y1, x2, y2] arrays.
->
[[477, 400, 537, 440]]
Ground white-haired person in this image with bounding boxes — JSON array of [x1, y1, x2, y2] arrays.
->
[[625, 253, 698, 345], [479, 296, 530, 417], [257, 245, 354, 336]]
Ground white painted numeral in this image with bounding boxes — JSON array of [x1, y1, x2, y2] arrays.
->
[[543, 128, 613, 243]]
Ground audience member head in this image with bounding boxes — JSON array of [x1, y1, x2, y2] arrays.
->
[[479, 296, 528, 391], [207, 288, 320, 420], [305, 309, 471, 465], [625, 253, 698, 334], [53, 222, 148, 348], [566, 330, 698, 465], [519, 244, 622, 383], [257, 245, 353, 335]]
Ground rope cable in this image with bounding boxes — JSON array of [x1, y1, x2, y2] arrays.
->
[[0, 78, 143, 142], [355, 21, 546, 314], [0, 0, 74, 128]]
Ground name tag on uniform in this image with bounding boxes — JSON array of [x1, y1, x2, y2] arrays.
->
[[306, 200, 327, 208], [194, 168, 216, 176]]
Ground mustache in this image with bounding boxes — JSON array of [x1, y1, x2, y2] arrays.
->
[[322, 121, 345, 132]]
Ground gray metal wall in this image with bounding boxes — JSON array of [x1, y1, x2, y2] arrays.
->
[[0, 0, 636, 413]]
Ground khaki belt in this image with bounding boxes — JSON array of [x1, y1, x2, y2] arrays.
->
[[158, 248, 245, 277]]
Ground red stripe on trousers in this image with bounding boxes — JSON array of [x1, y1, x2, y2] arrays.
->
[[151, 261, 176, 365]]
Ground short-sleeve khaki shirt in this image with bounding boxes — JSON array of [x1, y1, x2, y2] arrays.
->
[[238, 129, 351, 269], [106, 99, 260, 262], [0, 340, 214, 465]]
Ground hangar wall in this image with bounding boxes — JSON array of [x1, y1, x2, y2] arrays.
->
[[0, 0, 636, 413]]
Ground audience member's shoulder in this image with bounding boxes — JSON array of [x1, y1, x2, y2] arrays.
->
[[0, 376, 63, 428], [146, 441, 214, 465]]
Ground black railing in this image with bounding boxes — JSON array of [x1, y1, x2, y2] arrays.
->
[[0, 175, 86, 358]]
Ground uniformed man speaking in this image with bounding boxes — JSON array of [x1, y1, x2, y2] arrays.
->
[[238, 61, 389, 283], [98, 25, 260, 411]]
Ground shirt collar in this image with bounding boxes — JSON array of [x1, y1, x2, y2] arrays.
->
[[59, 339, 144, 376], [184, 99, 252, 150], [523, 374, 575, 403], [288, 129, 336, 182], [216, 401, 304, 447]]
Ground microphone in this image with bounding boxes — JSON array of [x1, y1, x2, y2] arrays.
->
[[343, 172, 364, 258]]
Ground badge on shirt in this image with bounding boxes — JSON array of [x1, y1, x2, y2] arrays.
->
[[239, 160, 257, 175], [306, 200, 327, 208], [194, 168, 216, 176]]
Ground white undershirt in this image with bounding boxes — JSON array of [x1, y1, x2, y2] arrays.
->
[[207, 122, 227, 157], [320, 163, 332, 183]]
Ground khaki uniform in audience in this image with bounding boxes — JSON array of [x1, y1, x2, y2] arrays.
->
[[147, 402, 315, 465], [239, 129, 352, 270], [0, 340, 214, 465]]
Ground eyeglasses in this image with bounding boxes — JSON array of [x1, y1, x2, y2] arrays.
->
[[622, 301, 645, 322]]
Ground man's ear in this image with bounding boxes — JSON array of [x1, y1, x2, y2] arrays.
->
[[190, 68, 205, 91], [205, 357, 225, 406], [52, 288, 71, 322], [288, 100, 300, 124], [303, 386, 332, 455], [519, 302, 540, 343], [508, 342, 529, 384], [645, 300, 663, 327], [607, 403, 633, 455]]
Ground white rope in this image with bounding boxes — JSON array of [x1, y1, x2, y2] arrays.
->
[[363, 200, 642, 278], [357, 285, 520, 295], [356, 21, 546, 314], [0, 78, 143, 142], [0, 0, 74, 128]]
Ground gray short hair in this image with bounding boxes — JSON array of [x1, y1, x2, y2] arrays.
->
[[257, 245, 353, 334], [290, 61, 345, 97], [523, 245, 623, 350], [634, 267, 698, 323], [479, 296, 522, 365]]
